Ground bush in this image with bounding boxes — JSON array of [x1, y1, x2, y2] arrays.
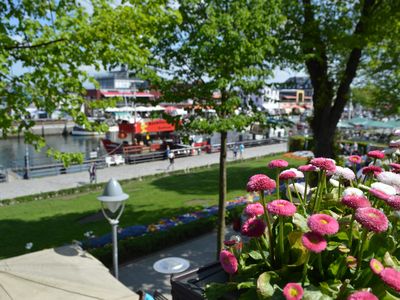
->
[[88, 217, 217, 266], [288, 135, 313, 152]]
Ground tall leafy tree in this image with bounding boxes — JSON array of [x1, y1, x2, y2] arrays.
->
[[0, 0, 177, 163], [156, 0, 282, 254], [277, 0, 400, 157]]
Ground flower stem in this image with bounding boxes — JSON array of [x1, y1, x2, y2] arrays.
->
[[348, 214, 355, 249], [317, 253, 324, 278], [301, 252, 310, 284], [304, 173, 309, 204], [276, 169, 280, 199], [292, 180, 306, 214], [286, 181, 293, 203], [279, 217, 285, 266], [255, 238, 269, 268], [337, 181, 341, 201], [310, 171, 322, 212], [260, 192, 274, 264], [356, 230, 368, 274]]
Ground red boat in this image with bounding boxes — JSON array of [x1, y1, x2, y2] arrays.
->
[[102, 118, 178, 155]]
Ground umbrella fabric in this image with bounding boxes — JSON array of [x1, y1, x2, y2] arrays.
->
[[0, 245, 137, 300]]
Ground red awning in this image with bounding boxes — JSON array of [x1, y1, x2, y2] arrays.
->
[[100, 90, 154, 98]]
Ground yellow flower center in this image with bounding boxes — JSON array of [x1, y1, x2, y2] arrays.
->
[[373, 261, 383, 272], [289, 288, 298, 296], [319, 219, 328, 224], [368, 213, 378, 218]]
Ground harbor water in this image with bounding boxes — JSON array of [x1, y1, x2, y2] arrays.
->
[[0, 135, 106, 170]]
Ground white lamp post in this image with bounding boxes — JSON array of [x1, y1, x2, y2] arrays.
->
[[97, 178, 129, 279]]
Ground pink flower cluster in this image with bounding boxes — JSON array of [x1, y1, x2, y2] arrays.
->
[[367, 150, 385, 159], [355, 207, 388, 233], [310, 157, 336, 172], [241, 218, 266, 237], [246, 174, 276, 192], [298, 164, 317, 172], [219, 250, 238, 274], [268, 159, 289, 169], [244, 203, 264, 217], [283, 283, 303, 300], [362, 166, 382, 176], [267, 199, 297, 217], [341, 195, 371, 210], [370, 259, 400, 293], [348, 155, 362, 164], [279, 170, 297, 181], [307, 214, 339, 235], [347, 291, 378, 300], [301, 232, 327, 253]]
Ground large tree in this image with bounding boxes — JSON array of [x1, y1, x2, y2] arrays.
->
[[156, 0, 282, 254], [277, 0, 400, 157], [0, 0, 176, 163]]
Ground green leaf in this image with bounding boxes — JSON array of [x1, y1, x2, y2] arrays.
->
[[256, 272, 275, 299], [328, 256, 346, 278], [249, 250, 263, 260], [287, 231, 308, 266], [237, 281, 256, 290], [303, 288, 333, 300], [293, 213, 309, 232], [205, 282, 238, 300]]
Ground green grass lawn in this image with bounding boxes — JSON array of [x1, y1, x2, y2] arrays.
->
[[0, 154, 305, 259]]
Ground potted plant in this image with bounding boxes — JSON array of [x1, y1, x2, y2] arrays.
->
[[173, 138, 400, 299]]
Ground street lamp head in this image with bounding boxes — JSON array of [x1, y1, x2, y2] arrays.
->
[[97, 178, 129, 213]]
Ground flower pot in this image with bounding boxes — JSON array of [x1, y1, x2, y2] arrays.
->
[[170, 262, 238, 300]]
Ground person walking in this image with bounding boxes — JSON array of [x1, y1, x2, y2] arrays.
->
[[88, 162, 97, 184], [167, 151, 175, 171], [239, 143, 245, 159], [233, 144, 238, 159]]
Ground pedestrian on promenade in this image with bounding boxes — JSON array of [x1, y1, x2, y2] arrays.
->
[[167, 151, 175, 170], [164, 145, 170, 160], [233, 144, 238, 159], [89, 162, 97, 184], [239, 143, 245, 159]]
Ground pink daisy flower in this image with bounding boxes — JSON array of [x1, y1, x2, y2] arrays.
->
[[348, 155, 362, 164], [219, 250, 238, 274], [369, 188, 390, 201], [341, 195, 371, 210], [355, 207, 388, 233], [371, 182, 397, 196], [241, 217, 266, 237], [389, 163, 400, 170], [301, 232, 327, 253], [307, 214, 339, 235], [347, 291, 378, 300], [298, 164, 317, 172], [279, 170, 297, 181], [370, 258, 384, 275], [282, 283, 304, 300], [367, 150, 385, 159], [310, 157, 336, 172], [267, 199, 297, 217], [362, 166, 383, 176], [246, 174, 276, 192], [386, 195, 400, 210], [380, 267, 400, 293], [268, 159, 289, 169], [244, 203, 264, 217]]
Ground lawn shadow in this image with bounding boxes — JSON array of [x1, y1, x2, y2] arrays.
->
[[0, 207, 200, 260], [149, 163, 276, 195]]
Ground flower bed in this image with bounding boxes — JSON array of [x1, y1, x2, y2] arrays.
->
[[208, 144, 400, 300]]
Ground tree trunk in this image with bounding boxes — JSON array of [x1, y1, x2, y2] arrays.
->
[[217, 131, 227, 258]]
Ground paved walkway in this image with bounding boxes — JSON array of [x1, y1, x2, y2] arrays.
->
[[0, 142, 287, 200]]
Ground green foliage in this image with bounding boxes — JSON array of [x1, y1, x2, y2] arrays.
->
[[0, 0, 177, 163]]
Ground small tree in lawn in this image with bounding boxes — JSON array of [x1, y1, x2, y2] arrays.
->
[[155, 0, 282, 255], [276, 0, 400, 157], [0, 0, 176, 164]]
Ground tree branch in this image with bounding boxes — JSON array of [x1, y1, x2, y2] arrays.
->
[[5, 38, 66, 50]]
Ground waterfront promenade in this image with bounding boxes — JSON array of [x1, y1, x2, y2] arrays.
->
[[0, 142, 287, 200]]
